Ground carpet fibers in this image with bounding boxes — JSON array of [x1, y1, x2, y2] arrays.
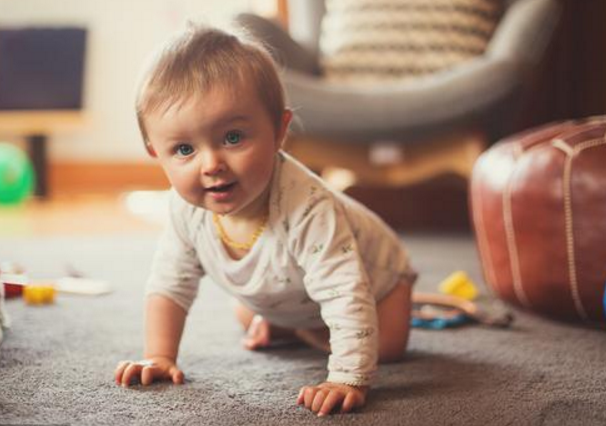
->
[[1, 233, 605, 425]]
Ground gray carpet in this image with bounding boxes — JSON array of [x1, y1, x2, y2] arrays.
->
[[1, 232, 606, 425]]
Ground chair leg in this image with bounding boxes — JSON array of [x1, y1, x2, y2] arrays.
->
[[284, 130, 487, 190]]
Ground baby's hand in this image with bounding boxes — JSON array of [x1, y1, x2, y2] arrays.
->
[[114, 356, 184, 387], [296, 382, 368, 416]]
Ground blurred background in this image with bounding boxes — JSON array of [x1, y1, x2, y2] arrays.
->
[[0, 0, 604, 236]]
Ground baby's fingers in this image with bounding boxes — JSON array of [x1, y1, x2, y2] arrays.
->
[[318, 390, 343, 417], [141, 365, 162, 386], [114, 360, 133, 385], [121, 363, 143, 387], [300, 386, 320, 409], [340, 391, 361, 413], [311, 389, 328, 413], [296, 387, 306, 405], [169, 366, 185, 385]]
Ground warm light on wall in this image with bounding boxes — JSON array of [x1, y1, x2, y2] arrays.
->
[[249, 0, 278, 17], [249, 0, 288, 27]]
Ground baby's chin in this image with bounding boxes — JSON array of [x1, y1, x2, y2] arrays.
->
[[180, 186, 270, 217], [207, 205, 238, 216], [192, 197, 242, 216]]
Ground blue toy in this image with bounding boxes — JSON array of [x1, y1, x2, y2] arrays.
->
[[411, 292, 513, 330]]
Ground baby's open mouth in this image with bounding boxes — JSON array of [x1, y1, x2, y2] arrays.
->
[[206, 182, 237, 193]]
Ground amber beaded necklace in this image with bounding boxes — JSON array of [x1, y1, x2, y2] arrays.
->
[[212, 213, 268, 251]]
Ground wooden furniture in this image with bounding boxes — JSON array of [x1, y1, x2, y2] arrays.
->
[[286, 130, 486, 191], [0, 110, 84, 197]]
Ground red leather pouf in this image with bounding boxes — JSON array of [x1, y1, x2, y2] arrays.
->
[[470, 117, 606, 326]]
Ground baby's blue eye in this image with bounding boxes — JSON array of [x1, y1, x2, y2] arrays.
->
[[176, 144, 194, 156], [224, 131, 242, 146]]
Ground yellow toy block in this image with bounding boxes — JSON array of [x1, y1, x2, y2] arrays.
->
[[23, 284, 56, 305], [439, 271, 479, 300]]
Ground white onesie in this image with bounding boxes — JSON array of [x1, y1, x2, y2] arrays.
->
[[146, 151, 416, 386]]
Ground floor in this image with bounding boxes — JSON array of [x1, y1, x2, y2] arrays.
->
[[3, 213, 606, 425]]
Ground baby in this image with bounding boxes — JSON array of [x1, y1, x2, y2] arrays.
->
[[114, 23, 416, 417]]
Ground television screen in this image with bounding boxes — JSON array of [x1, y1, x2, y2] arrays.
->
[[0, 27, 87, 110]]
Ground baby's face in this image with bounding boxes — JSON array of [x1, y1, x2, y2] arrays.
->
[[145, 81, 288, 218]]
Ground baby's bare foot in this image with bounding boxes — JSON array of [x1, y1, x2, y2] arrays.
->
[[242, 315, 271, 350]]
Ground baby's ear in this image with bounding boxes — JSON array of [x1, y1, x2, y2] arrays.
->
[[277, 109, 293, 148], [145, 142, 158, 157]]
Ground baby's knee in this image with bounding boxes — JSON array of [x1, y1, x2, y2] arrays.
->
[[378, 331, 410, 363], [376, 281, 412, 363]]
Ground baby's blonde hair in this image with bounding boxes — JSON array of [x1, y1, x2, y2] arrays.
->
[[135, 23, 286, 154]]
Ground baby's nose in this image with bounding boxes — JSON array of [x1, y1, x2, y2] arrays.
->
[[200, 148, 225, 176]]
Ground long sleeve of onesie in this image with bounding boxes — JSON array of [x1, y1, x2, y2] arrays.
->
[[289, 192, 379, 387], [145, 192, 204, 313]]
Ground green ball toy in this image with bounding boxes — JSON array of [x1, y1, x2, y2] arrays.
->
[[0, 143, 35, 205]]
